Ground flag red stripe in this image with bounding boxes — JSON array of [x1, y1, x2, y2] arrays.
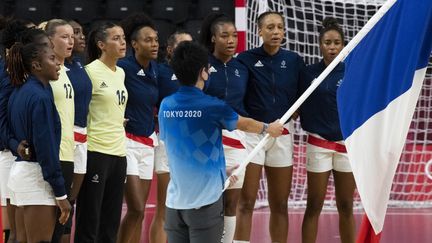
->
[[357, 214, 382, 243]]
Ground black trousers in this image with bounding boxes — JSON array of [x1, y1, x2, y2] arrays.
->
[[165, 196, 224, 243], [51, 161, 74, 243], [74, 151, 126, 243]]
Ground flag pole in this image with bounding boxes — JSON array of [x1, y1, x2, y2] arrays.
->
[[223, 0, 398, 191]]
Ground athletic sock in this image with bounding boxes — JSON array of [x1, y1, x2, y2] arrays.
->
[[233, 240, 250, 243], [223, 216, 236, 243]]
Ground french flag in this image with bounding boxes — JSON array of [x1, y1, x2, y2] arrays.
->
[[337, 0, 432, 242]]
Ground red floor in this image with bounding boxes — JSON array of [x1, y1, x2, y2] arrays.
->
[[120, 206, 430, 243], [70, 204, 432, 243]]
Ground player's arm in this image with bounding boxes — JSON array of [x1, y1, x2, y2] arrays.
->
[[236, 116, 283, 137]]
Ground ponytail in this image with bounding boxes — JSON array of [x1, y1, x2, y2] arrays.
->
[[7, 43, 27, 87], [87, 21, 118, 63], [6, 42, 48, 87]]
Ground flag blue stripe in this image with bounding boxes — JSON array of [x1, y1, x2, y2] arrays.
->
[[337, 0, 432, 139]]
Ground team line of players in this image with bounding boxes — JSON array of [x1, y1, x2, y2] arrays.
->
[[0, 11, 356, 243]]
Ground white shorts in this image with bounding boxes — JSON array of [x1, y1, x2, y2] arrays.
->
[[244, 123, 294, 167], [222, 129, 247, 189], [154, 137, 169, 174], [126, 132, 158, 180], [8, 162, 56, 206], [74, 126, 87, 174], [306, 133, 351, 173], [0, 150, 15, 206]]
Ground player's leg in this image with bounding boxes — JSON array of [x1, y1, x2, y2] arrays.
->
[[234, 132, 265, 242], [150, 140, 170, 243], [333, 152, 356, 243], [301, 143, 333, 243], [265, 130, 294, 243], [233, 163, 262, 241], [149, 173, 169, 243]]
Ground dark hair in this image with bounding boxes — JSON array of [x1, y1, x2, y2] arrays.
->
[[18, 28, 49, 45], [257, 11, 284, 28], [319, 17, 345, 44], [0, 15, 10, 31], [44, 19, 70, 37], [7, 42, 49, 86], [167, 30, 192, 48], [199, 13, 234, 53], [120, 13, 155, 45], [87, 21, 119, 63], [171, 41, 208, 86], [1, 19, 30, 50]]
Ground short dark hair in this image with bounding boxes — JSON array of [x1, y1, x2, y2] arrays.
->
[[167, 30, 192, 48], [257, 11, 284, 28], [171, 41, 208, 86]]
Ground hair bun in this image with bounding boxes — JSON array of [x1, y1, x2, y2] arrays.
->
[[322, 17, 340, 29]]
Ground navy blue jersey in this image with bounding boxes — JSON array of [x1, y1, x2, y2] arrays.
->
[[299, 61, 345, 141], [159, 86, 238, 209], [0, 59, 19, 153], [204, 55, 249, 116], [64, 57, 92, 128], [0, 59, 10, 151], [118, 56, 159, 137], [8, 76, 65, 197], [157, 62, 179, 105], [238, 46, 305, 123]]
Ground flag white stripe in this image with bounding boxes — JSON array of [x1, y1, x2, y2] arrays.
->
[[345, 67, 427, 233]]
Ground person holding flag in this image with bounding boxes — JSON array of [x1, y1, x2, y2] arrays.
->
[[159, 41, 283, 243], [299, 17, 356, 243]]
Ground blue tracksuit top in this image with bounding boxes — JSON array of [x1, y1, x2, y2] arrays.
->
[[204, 54, 249, 116], [157, 62, 179, 105], [0, 59, 19, 153], [0, 59, 10, 151], [64, 57, 92, 128], [7, 76, 66, 197], [118, 55, 159, 137], [159, 86, 238, 209], [237, 46, 305, 123], [299, 61, 345, 141]]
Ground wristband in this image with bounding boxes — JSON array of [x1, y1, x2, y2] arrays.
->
[[56, 195, 67, 200], [261, 123, 269, 134]]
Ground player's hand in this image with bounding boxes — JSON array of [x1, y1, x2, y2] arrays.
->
[[267, 120, 284, 138], [17, 140, 31, 160], [226, 165, 239, 187], [56, 198, 72, 225], [123, 118, 129, 127]]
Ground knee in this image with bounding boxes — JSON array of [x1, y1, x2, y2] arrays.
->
[[126, 207, 145, 220], [269, 200, 288, 214], [237, 197, 256, 213], [336, 199, 353, 217], [305, 199, 324, 216], [224, 199, 238, 216]]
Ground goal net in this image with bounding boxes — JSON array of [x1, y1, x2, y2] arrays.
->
[[246, 0, 432, 209]]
